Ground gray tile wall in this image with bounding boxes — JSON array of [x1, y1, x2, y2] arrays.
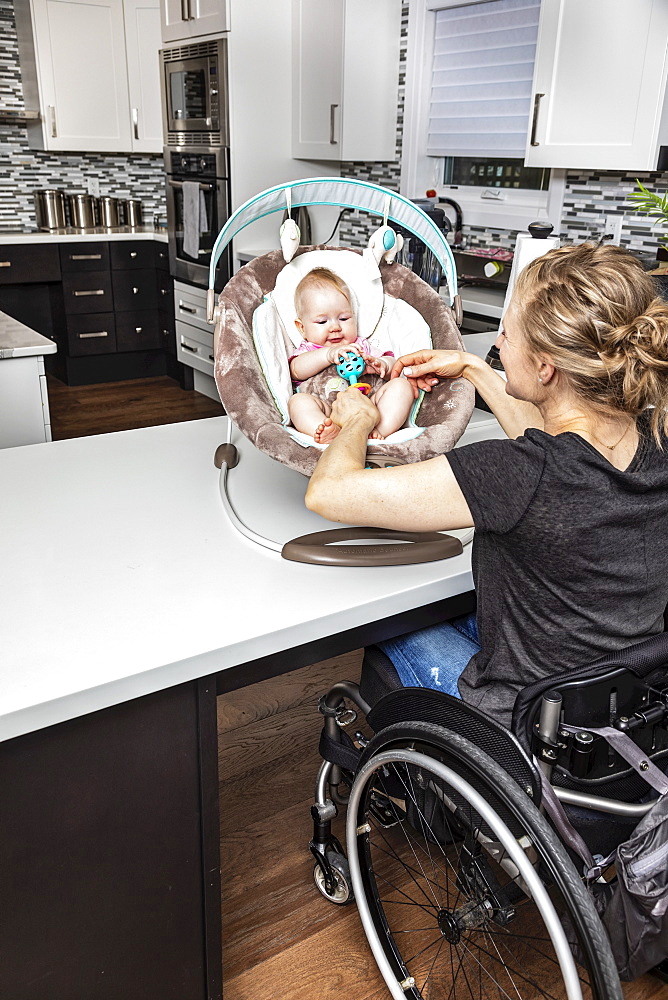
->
[[0, 0, 167, 232]]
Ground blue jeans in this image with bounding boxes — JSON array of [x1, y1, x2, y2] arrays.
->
[[378, 612, 480, 698]]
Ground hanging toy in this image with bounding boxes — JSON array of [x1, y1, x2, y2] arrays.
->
[[279, 217, 301, 262], [336, 351, 371, 395]]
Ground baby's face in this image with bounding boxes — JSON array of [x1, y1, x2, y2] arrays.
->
[[296, 286, 357, 347]]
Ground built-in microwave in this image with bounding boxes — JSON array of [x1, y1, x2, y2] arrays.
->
[[160, 37, 229, 148]]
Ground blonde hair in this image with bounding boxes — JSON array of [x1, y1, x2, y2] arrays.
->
[[294, 267, 352, 318], [513, 242, 668, 443]]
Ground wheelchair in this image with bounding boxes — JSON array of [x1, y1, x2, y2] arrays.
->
[[309, 630, 668, 999]]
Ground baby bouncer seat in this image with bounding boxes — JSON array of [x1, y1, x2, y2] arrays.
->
[[207, 178, 475, 566]]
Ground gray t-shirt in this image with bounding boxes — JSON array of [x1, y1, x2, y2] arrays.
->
[[447, 415, 668, 726]]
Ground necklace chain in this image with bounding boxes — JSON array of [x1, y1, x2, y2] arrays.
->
[[587, 421, 633, 451]]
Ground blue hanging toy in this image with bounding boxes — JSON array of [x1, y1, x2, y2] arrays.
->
[[335, 351, 371, 395]]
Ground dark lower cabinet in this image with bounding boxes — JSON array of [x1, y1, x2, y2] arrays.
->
[[52, 240, 178, 385]]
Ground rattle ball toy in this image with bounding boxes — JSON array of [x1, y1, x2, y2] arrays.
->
[[336, 351, 371, 394]]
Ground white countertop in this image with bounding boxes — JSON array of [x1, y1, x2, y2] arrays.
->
[[0, 412, 502, 743], [0, 309, 57, 357], [0, 227, 168, 245]]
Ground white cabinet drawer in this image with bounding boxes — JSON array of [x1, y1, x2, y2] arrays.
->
[[176, 320, 215, 377], [173, 282, 210, 334]]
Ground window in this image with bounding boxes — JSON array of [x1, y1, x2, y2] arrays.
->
[[401, 0, 565, 233]]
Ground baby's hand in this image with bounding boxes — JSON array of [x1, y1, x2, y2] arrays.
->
[[363, 354, 390, 378], [325, 343, 362, 365]]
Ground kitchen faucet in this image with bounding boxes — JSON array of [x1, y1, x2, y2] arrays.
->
[[438, 198, 463, 248]]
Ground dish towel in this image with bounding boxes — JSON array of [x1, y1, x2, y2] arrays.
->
[[182, 181, 208, 260]]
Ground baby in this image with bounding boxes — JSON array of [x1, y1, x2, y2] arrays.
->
[[287, 267, 414, 444]]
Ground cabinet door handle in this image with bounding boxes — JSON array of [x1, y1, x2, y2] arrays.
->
[[530, 93, 544, 147], [0, 261, 11, 267], [135, 326, 143, 333], [79, 331, 108, 339], [179, 302, 197, 314], [73, 289, 105, 296], [329, 104, 338, 145], [132, 286, 139, 294], [181, 0, 188, 19], [130, 251, 137, 258], [181, 342, 198, 352], [208, 354, 214, 361], [49, 105, 57, 138], [160, 288, 168, 295], [71, 253, 102, 260], [132, 107, 139, 141]]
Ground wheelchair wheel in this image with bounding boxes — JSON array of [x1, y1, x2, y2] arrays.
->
[[346, 722, 622, 1000]]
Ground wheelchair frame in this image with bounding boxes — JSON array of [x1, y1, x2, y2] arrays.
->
[[309, 641, 668, 1000]]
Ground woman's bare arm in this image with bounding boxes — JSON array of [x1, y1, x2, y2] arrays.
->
[[391, 350, 543, 440], [304, 389, 474, 531]]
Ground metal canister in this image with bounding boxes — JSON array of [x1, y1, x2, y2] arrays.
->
[[124, 199, 143, 228], [68, 193, 97, 229], [34, 189, 66, 230], [98, 196, 120, 228]]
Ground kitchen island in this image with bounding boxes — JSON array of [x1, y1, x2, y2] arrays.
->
[[0, 309, 56, 446], [0, 412, 501, 999]]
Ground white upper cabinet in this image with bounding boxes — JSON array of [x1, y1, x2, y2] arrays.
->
[[525, 0, 668, 170], [16, 0, 163, 153], [124, 0, 162, 153], [292, 0, 401, 161], [27, 0, 133, 152], [161, 0, 229, 45]]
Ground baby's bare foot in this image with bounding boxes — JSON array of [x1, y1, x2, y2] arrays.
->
[[369, 428, 385, 440], [314, 418, 341, 444]]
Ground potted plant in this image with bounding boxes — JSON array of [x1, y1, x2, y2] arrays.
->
[[628, 180, 668, 261]]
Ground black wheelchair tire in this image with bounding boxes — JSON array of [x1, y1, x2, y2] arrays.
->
[[348, 721, 622, 1000]]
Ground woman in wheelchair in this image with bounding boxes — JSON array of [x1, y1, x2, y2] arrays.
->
[[304, 243, 668, 1000]]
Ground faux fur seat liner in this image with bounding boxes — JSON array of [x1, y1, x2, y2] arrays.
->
[[213, 246, 474, 478]]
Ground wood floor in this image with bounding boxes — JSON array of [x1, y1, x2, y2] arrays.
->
[[219, 655, 668, 1000], [47, 373, 224, 440]]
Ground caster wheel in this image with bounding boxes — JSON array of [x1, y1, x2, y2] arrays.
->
[[313, 851, 354, 905]]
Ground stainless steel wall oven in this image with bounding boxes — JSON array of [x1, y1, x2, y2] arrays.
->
[[164, 146, 231, 290]]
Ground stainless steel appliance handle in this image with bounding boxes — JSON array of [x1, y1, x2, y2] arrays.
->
[[181, 342, 198, 352], [530, 93, 544, 147], [329, 104, 338, 144], [49, 105, 57, 138], [132, 107, 139, 140], [79, 331, 108, 339], [73, 289, 105, 297], [180, 0, 188, 20], [178, 302, 197, 314], [167, 179, 214, 190]]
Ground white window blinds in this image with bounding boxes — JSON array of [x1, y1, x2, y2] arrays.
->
[[428, 0, 541, 158]]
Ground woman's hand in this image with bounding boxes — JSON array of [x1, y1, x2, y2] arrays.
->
[[390, 350, 472, 398], [330, 386, 379, 434]]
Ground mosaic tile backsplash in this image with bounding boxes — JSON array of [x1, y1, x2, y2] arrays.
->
[[0, 0, 167, 232]]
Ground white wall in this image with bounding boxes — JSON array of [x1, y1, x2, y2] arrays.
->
[[227, 0, 341, 257]]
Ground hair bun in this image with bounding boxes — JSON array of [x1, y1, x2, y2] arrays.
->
[[605, 298, 668, 369]]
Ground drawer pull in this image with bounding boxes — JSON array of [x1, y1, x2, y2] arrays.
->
[[71, 253, 102, 260], [74, 289, 105, 296], [132, 286, 139, 294], [160, 288, 168, 295], [181, 342, 198, 353], [179, 302, 197, 314], [0, 261, 11, 267], [135, 326, 143, 333], [208, 354, 214, 361], [130, 252, 137, 258], [79, 331, 108, 339], [162, 329, 170, 336]]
